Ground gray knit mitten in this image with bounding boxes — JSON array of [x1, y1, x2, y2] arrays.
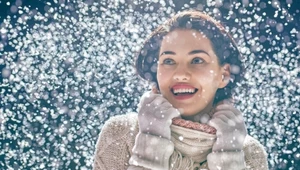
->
[[207, 100, 248, 170], [128, 91, 180, 170]]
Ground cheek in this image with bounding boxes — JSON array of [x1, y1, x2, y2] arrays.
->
[[156, 67, 163, 81], [194, 70, 221, 91], [157, 66, 169, 80], [156, 67, 171, 90], [195, 68, 219, 81]]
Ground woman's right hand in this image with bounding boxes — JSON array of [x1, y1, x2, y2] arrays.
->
[[128, 90, 180, 170], [137, 90, 181, 140]]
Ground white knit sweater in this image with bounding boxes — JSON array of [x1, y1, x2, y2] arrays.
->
[[93, 113, 268, 170]]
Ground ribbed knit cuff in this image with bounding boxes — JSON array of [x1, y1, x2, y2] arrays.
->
[[129, 133, 174, 170], [207, 151, 246, 170]]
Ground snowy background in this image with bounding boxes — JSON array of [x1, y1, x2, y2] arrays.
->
[[0, 0, 299, 169]]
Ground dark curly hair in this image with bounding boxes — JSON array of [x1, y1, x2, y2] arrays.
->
[[135, 10, 244, 105]]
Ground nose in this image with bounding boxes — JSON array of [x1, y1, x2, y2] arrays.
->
[[173, 66, 191, 81]]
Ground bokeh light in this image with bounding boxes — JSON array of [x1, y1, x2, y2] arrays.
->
[[0, 0, 299, 169]]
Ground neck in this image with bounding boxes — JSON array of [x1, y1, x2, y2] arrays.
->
[[181, 102, 215, 124]]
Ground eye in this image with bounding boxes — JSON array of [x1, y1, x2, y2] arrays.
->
[[191, 57, 204, 64], [162, 58, 175, 65]]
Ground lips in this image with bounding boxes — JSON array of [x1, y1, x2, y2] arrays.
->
[[170, 83, 198, 97], [171, 84, 198, 93], [171, 89, 198, 95]]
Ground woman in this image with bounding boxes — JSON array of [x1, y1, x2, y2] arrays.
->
[[93, 10, 268, 170]]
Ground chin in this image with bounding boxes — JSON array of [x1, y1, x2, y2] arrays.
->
[[175, 108, 198, 116]]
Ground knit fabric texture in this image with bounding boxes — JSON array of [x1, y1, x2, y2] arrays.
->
[[93, 113, 269, 170], [169, 124, 216, 169], [172, 117, 217, 134]]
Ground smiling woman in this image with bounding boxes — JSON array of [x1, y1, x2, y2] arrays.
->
[[157, 29, 230, 119], [93, 10, 268, 170]]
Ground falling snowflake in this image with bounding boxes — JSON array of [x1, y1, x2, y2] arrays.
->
[[0, 0, 299, 169]]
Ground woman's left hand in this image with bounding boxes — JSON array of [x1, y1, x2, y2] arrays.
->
[[208, 100, 247, 152]]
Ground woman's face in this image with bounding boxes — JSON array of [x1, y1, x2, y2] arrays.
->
[[157, 29, 229, 118]]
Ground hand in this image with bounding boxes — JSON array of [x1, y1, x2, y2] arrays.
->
[[129, 90, 180, 170], [137, 90, 181, 139], [208, 100, 247, 152]]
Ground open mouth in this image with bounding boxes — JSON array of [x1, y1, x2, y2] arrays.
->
[[171, 88, 198, 96]]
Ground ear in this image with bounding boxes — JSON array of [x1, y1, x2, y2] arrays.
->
[[218, 64, 231, 88]]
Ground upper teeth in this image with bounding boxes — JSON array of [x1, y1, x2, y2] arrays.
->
[[173, 89, 195, 94]]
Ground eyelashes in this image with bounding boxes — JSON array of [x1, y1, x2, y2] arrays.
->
[[161, 57, 205, 65], [191, 57, 204, 64], [162, 58, 175, 65]]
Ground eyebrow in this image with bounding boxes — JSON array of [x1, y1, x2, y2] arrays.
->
[[160, 50, 210, 57]]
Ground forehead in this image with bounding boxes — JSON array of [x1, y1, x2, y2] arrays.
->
[[160, 29, 213, 49]]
